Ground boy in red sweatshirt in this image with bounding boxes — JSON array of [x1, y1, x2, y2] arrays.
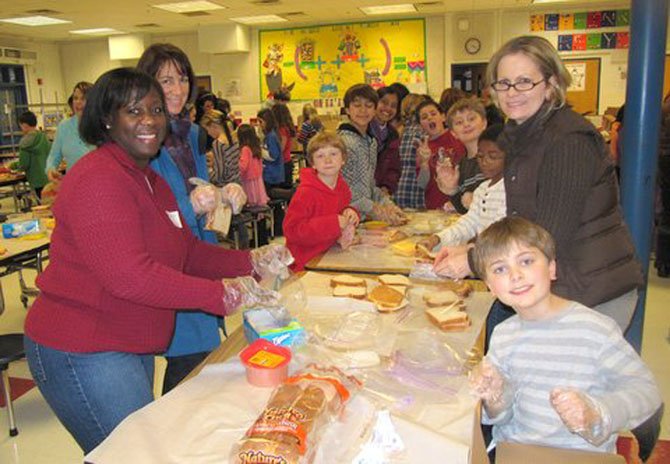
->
[[284, 131, 360, 270]]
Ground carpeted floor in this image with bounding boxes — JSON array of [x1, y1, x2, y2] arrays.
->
[[617, 436, 670, 464], [0, 377, 35, 407]]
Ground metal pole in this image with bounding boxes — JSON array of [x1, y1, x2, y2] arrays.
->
[[620, 0, 669, 352]]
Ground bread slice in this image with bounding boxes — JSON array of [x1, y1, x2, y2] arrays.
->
[[423, 290, 463, 308], [330, 274, 366, 288], [391, 240, 416, 257], [415, 243, 437, 260], [388, 285, 407, 296], [426, 307, 471, 331], [387, 229, 408, 243], [332, 285, 367, 299], [368, 285, 405, 310], [377, 274, 411, 287], [453, 280, 473, 298]]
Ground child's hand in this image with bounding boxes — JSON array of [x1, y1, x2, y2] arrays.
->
[[550, 388, 608, 445], [415, 135, 431, 167], [417, 235, 440, 253], [342, 208, 360, 227], [338, 223, 356, 250], [433, 245, 472, 279], [469, 360, 506, 405], [443, 201, 456, 213], [436, 158, 460, 195]]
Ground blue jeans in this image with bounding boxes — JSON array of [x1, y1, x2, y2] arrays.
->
[[24, 335, 155, 453]]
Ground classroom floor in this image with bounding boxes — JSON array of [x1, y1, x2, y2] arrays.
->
[[0, 237, 668, 462]]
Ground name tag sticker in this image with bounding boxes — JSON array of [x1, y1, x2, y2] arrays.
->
[[166, 210, 183, 229]]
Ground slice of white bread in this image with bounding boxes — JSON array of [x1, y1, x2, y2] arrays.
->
[[415, 243, 437, 260], [330, 274, 367, 288], [388, 285, 408, 296], [423, 290, 463, 308], [368, 285, 405, 311], [377, 274, 411, 287], [391, 240, 416, 257], [332, 285, 367, 299], [387, 229, 408, 243], [426, 307, 471, 331]]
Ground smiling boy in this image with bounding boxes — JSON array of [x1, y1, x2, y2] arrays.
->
[[469, 217, 661, 456]]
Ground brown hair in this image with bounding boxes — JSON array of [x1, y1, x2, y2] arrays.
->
[[486, 36, 571, 114], [446, 97, 486, 127], [400, 94, 428, 124], [439, 88, 467, 115], [137, 43, 197, 109], [73, 81, 93, 97], [306, 131, 347, 165], [343, 84, 378, 108], [472, 217, 556, 279]]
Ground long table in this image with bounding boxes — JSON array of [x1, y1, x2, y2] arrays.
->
[[85, 271, 493, 463], [0, 233, 49, 313], [305, 210, 459, 275]]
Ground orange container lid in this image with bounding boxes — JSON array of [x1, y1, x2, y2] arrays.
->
[[240, 339, 292, 370]]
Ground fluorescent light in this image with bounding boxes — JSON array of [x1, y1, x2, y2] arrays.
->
[[70, 28, 124, 36], [152, 1, 225, 13], [0, 15, 71, 26], [230, 15, 287, 25], [360, 4, 417, 15]]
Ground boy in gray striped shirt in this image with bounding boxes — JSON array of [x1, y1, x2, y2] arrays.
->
[[470, 217, 661, 455]]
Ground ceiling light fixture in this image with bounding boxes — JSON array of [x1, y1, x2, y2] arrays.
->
[[360, 4, 417, 15], [229, 15, 287, 24], [152, 1, 224, 13], [70, 28, 124, 36], [0, 15, 71, 26]]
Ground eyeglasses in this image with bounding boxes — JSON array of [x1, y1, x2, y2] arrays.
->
[[491, 78, 545, 92]]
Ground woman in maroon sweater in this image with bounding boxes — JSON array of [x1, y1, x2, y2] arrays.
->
[[24, 68, 286, 454]]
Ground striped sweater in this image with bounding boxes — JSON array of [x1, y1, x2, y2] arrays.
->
[[485, 302, 661, 453]]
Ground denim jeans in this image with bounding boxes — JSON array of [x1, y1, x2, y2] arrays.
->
[[24, 335, 155, 454]]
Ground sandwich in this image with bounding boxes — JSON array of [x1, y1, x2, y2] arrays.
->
[[377, 274, 411, 287], [422, 290, 464, 308], [391, 239, 417, 257], [453, 280, 473, 298], [330, 274, 367, 288], [332, 285, 367, 299], [368, 285, 407, 312], [426, 305, 471, 331]]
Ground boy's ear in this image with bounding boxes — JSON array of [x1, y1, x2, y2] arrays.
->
[[483, 277, 498, 298], [549, 259, 557, 281]]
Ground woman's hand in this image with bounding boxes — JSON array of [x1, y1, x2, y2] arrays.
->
[[436, 158, 460, 195], [433, 245, 472, 279], [221, 276, 281, 314], [189, 184, 220, 215], [221, 183, 247, 214], [250, 244, 295, 281]]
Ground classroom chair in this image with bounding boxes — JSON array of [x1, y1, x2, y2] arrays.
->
[[0, 333, 25, 437]]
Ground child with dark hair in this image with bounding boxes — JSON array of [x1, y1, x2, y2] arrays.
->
[[271, 103, 296, 187], [17, 111, 50, 198], [237, 124, 269, 207], [257, 108, 285, 188], [370, 86, 401, 195], [297, 104, 322, 154], [338, 84, 405, 224]]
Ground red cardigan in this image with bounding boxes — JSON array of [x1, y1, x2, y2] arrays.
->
[[25, 143, 253, 354], [284, 168, 355, 270]]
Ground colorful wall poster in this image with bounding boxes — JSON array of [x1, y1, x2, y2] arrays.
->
[[530, 9, 629, 32], [259, 19, 426, 101]]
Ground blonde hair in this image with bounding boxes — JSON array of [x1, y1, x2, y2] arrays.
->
[[472, 217, 556, 279], [199, 109, 225, 127], [486, 36, 571, 114], [302, 103, 318, 122], [446, 97, 486, 127], [306, 131, 347, 165]]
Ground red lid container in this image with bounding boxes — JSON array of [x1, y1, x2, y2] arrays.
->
[[239, 339, 292, 387]]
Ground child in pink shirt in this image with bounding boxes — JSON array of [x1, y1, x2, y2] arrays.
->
[[237, 124, 269, 206]]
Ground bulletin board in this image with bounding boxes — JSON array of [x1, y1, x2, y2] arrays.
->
[[259, 19, 426, 102], [564, 58, 601, 115]]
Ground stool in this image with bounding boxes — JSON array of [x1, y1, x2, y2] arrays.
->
[[229, 212, 254, 249], [0, 333, 25, 437], [244, 205, 273, 247], [267, 198, 288, 238]]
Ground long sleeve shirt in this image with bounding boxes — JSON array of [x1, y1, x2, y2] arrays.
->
[[485, 302, 661, 453], [25, 142, 253, 354], [338, 123, 382, 216], [436, 178, 506, 247], [45, 115, 94, 172], [18, 130, 50, 189]]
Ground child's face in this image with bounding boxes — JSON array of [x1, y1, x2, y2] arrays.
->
[[311, 145, 344, 180], [450, 110, 486, 144], [346, 97, 376, 131], [484, 241, 556, 319], [476, 140, 505, 179], [418, 104, 446, 139], [376, 93, 398, 124]]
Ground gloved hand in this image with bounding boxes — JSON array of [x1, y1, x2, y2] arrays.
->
[[469, 359, 513, 419], [338, 223, 356, 250], [221, 276, 281, 313], [250, 244, 295, 281], [221, 183, 247, 214], [189, 180, 221, 215], [550, 388, 610, 446]]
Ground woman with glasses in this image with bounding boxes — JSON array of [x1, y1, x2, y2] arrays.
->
[[435, 36, 642, 335]]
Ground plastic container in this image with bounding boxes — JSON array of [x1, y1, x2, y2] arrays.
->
[[239, 339, 292, 387]]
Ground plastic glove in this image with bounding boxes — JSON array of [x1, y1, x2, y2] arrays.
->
[[189, 181, 221, 215], [222, 276, 281, 313], [221, 183, 247, 214], [338, 223, 356, 250], [342, 207, 360, 227], [550, 388, 611, 446], [432, 245, 472, 279], [469, 360, 513, 419], [250, 244, 295, 281]]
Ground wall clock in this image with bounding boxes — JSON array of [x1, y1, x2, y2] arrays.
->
[[465, 37, 481, 55]]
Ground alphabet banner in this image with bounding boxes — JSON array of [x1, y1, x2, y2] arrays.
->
[[259, 19, 426, 101]]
